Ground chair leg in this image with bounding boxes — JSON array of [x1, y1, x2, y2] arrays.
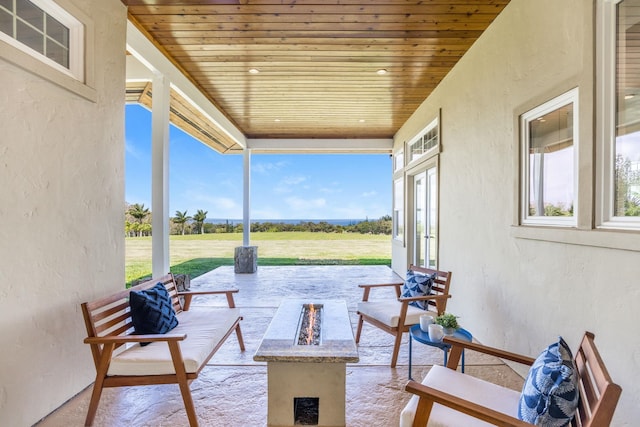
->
[[235, 324, 246, 351], [168, 342, 199, 427], [85, 345, 115, 426], [176, 379, 198, 427], [84, 378, 105, 426], [355, 315, 364, 343], [390, 331, 404, 368]]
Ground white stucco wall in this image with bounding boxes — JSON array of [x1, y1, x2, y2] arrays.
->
[[0, 1, 127, 425], [394, 0, 639, 425]]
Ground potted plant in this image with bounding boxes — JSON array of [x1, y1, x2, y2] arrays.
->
[[435, 313, 459, 335]]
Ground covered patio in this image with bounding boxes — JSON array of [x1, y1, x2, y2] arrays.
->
[[2, 0, 639, 425], [37, 265, 523, 427]]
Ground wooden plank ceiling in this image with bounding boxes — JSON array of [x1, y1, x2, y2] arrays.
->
[[124, 0, 511, 146]]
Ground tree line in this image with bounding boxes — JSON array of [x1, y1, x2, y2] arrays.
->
[[125, 203, 392, 236]]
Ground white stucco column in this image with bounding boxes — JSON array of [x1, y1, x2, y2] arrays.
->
[[243, 148, 251, 246], [151, 73, 171, 278]]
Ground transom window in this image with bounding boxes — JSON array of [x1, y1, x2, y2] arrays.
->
[[521, 89, 578, 226], [408, 118, 439, 163], [0, 0, 83, 80]]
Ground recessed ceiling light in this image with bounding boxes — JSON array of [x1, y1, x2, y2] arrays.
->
[[274, 119, 281, 122], [376, 69, 387, 75], [248, 68, 260, 74], [625, 94, 635, 100], [359, 119, 366, 123]]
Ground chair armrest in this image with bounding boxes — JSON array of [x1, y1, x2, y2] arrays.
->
[[358, 281, 404, 289], [405, 380, 531, 427], [398, 294, 451, 303], [84, 333, 187, 345], [443, 336, 536, 366], [358, 281, 404, 301], [178, 288, 239, 310], [177, 289, 238, 295]]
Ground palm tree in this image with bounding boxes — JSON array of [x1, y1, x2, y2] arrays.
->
[[173, 210, 191, 235], [127, 203, 150, 237], [193, 209, 208, 234]]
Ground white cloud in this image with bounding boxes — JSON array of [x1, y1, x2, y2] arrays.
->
[[285, 196, 327, 214], [125, 139, 144, 160], [176, 190, 242, 218], [274, 175, 307, 193], [252, 161, 288, 174], [361, 191, 378, 197]]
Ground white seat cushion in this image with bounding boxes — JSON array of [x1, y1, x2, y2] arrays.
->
[[399, 365, 521, 427], [357, 300, 435, 327], [108, 307, 241, 376]]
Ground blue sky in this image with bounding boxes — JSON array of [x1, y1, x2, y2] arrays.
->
[[125, 105, 392, 221]]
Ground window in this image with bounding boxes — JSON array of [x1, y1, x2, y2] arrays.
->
[[520, 89, 578, 226], [599, 0, 640, 229], [393, 178, 404, 241], [394, 149, 404, 172], [0, 0, 84, 81], [408, 117, 439, 163]]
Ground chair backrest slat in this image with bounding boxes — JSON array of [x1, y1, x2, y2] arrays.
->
[[571, 332, 622, 427]]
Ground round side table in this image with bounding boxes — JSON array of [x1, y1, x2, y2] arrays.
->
[[408, 324, 472, 380]]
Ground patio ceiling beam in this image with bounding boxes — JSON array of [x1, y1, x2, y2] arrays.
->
[[126, 19, 246, 149], [246, 138, 394, 154]]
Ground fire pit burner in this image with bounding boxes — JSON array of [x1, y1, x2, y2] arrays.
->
[[296, 304, 322, 345]]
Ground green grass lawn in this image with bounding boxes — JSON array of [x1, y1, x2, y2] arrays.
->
[[126, 232, 392, 285]]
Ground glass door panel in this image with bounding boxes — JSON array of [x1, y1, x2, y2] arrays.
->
[[414, 172, 426, 267], [427, 167, 438, 268], [413, 168, 438, 268]]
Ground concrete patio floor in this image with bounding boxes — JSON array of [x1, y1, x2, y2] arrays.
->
[[37, 265, 524, 427]]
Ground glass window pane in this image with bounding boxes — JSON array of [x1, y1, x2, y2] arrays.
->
[[393, 179, 404, 239], [0, 9, 12, 36], [0, 0, 12, 12], [46, 14, 68, 46], [527, 104, 574, 217], [46, 37, 68, 67], [615, 0, 640, 217], [16, 0, 43, 31], [16, 19, 43, 54]]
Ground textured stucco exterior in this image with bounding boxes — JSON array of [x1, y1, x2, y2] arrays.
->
[[0, 1, 127, 425], [393, 0, 639, 424]]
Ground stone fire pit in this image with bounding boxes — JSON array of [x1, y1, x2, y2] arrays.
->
[[254, 299, 359, 427]]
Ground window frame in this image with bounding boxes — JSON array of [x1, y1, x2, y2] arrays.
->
[[393, 177, 404, 242], [520, 88, 579, 227], [597, 0, 640, 230], [0, 0, 85, 82]]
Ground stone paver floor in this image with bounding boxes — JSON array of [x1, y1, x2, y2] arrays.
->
[[37, 266, 524, 427]]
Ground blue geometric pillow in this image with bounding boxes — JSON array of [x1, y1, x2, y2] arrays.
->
[[400, 269, 435, 310], [129, 282, 179, 346], [518, 337, 579, 426]]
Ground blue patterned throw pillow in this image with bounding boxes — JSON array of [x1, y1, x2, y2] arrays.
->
[[400, 269, 435, 310], [518, 337, 579, 426], [129, 282, 179, 346]]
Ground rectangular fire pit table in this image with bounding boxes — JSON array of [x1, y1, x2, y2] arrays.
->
[[254, 299, 359, 427]]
